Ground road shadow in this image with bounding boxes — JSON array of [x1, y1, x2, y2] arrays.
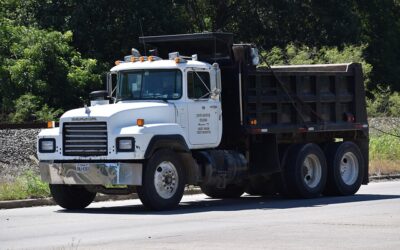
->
[[56, 193, 400, 215]]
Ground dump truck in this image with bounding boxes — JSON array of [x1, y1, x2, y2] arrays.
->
[[37, 33, 369, 210]]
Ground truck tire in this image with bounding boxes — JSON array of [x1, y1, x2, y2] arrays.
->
[[324, 142, 364, 196], [49, 184, 96, 210], [201, 184, 245, 198], [283, 143, 327, 198], [137, 149, 186, 210]]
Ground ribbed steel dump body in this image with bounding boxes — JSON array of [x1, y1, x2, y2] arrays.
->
[[244, 63, 368, 133], [63, 122, 108, 156]]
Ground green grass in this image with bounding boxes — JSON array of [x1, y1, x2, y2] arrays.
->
[[0, 170, 50, 201], [370, 133, 400, 175]]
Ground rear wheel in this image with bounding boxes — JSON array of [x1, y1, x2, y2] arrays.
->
[[283, 143, 327, 198], [201, 184, 245, 198], [137, 149, 185, 210], [50, 185, 96, 210], [324, 142, 364, 196]]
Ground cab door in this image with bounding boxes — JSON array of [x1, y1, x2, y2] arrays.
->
[[187, 70, 221, 146]]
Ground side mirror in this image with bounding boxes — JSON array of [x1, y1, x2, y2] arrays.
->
[[107, 72, 118, 98], [211, 63, 221, 100], [210, 88, 221, 100]]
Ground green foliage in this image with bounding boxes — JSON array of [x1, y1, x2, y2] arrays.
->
[[389, 92, 400, 116], [22, 170, 50, 198], [370, 133, 400, 161], [0, 178, 27, 200], [0, 17, 102, 122], [369, 131, 400, 175], [8, 0, 192, 62], [261, 44, 372, 87], [9, 93, 64, 122], [367, 85, 400, 117], [10, 93, 41, 122], [34, 104, 64, 122], [0, 170, 50, 201]]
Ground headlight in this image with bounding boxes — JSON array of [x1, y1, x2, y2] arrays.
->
[[116, 137, 135, 152], [39, 138, 56, 153]]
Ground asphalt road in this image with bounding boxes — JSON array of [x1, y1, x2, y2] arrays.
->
[[1, 181, 400, 250]]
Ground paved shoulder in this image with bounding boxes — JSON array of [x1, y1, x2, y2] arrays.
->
[[1, 181, 400, 250]]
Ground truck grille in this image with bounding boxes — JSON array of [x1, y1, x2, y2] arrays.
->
[[63, 122, 108, 156]]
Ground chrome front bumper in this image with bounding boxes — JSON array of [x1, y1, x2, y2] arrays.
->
[[39, 161, 142, 185]]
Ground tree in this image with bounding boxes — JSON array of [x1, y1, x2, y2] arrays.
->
[[355, 0, 400, 91], [0, 17, 102, 122], [15, 0, 192, 63]]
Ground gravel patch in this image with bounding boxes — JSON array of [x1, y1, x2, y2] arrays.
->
[[369, 117, 400, 135], [0, 129, 40, 182]]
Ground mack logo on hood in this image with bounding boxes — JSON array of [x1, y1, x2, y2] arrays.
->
[[71, 117, 97, 121]]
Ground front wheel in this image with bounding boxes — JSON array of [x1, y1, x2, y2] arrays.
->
[[49, 185, 96, 210], [137, 149, 186, 210]]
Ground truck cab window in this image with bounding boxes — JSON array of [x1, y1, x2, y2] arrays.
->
[[187, 71, 210, 99], [117, 69, 182, 101]]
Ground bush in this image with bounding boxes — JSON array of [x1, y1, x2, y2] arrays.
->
[[9, 93, 63, 122], [22, 170, 50, 198], [10, 93, 41, 123], [261, 44, 372, 87], [0, 170, 50, 201], [34, 104, 64, 122], [367, 85, 400, 117]]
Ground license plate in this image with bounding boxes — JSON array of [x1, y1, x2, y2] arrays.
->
[[76, 163, 90, 173]]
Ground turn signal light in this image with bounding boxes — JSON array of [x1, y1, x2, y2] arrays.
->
[[130, 56, 136, 62], [137, 119, 145, 127], [47, 121, 55, 128], [148, 56, 154, 62], [139, 56, 145, 62]]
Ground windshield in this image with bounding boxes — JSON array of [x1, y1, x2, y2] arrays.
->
[[116, 69, 182, 101]]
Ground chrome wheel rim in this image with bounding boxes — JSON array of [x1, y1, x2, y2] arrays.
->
[[154, 161, 179, 199], [340, 152, 359, 185], [302, 154, 322, 189]]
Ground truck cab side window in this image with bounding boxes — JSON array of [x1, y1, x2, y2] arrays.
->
[[187, 71, 210, 99]]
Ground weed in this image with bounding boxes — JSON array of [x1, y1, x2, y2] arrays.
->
[[369, 133, 400, 175], [0, 179, 28, 200], [0, 170, 49, 201], [22, 170, 50, 198]]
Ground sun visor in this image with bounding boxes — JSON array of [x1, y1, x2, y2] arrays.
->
[[139, 32, 234, 64]]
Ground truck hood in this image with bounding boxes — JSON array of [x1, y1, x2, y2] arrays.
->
[[61, 101, 176, 128]]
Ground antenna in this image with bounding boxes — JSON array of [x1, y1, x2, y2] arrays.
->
[[139, 18, 147, 56]]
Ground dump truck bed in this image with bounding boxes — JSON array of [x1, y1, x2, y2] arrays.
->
[[243, 63, 368, 135]]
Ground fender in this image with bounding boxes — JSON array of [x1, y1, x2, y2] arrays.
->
[[144, 134, 190, 159]]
